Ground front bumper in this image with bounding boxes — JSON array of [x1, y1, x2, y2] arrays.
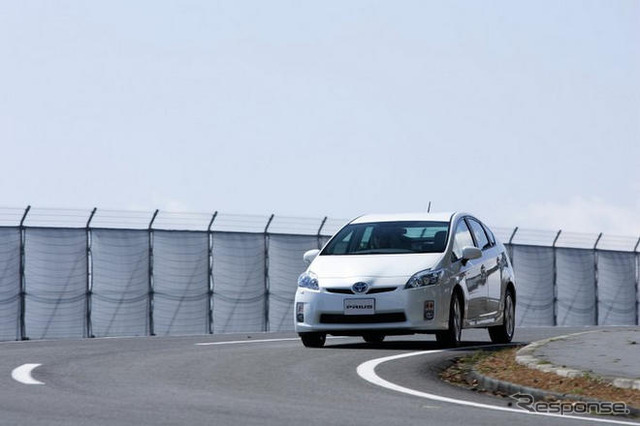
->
[[294, 285, 450, 334]]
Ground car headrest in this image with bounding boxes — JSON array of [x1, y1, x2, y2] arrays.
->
[[433, 231, 447, 250]]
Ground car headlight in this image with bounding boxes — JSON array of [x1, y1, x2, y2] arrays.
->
[[298, 271, 319, 290], [405, 269, 443, 289]]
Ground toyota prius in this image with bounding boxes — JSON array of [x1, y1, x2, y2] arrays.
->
[[294, 212, 516, 348]]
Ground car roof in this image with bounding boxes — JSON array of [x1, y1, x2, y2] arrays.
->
[[350, 212, 459, 224]]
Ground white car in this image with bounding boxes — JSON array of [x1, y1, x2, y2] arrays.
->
[[294, 212, 516, 348]]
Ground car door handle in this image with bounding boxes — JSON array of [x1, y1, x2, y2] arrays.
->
[[480, 265, 487, 279]]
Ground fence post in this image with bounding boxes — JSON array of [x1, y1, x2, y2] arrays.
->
[[148, 209, 159, 336], [207, 211, 218, 335], [85, 208, 97, 338], [263, 214, 274, 332], [316, 216, 327, 249], [507, 227, 518, 266], [593, 232, 603, 326], [634, 235, 640, 326], [18, 205, 31, 341], [551, 230, 562, 326]]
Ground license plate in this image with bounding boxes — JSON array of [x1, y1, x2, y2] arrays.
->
[[344, 298, 375, 315]]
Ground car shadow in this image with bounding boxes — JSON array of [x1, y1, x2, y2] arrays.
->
[[324, 339, 524, 351]]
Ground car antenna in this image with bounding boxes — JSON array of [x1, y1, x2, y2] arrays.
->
[[426, 201, 432, 213]]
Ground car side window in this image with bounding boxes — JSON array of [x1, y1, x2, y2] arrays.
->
[[467, 218, 490, 250], [481, 222, 496, 246], [452, 220, 474, 261]]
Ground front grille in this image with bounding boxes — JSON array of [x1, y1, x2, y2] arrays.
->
[[325, 288, 354, 294], [325, 286, 398, 295], [367, 287, 397, 294], [319, 312, 406, 324]]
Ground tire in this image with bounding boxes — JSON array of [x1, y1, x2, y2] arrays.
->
[[436, 293, 462, 348], [362, 333, 385, 344], [488, 290, 515, 344], [299, 332, 326, 348]]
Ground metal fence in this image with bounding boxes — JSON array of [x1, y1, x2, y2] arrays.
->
[[0, 207, 638, 341]]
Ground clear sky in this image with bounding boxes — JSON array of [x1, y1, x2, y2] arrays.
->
[[1, 1, 638, 235]]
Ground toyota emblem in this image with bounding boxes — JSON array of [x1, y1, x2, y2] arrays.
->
[[352, 282, 369, 294]]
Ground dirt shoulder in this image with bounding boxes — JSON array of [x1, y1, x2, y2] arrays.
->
[[441, 347, 640, 410]]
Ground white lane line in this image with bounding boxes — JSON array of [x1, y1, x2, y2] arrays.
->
[[11, 363, 44, 385], [196, 338, 301, 346], [196, 336, 349, 346], [357, 350, 640, 426]]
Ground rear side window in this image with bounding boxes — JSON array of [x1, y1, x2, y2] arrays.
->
[[452, 220, 474, 260], [467, 218, 491, 250]]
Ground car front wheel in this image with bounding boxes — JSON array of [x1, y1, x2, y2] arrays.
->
[[436, 294, 462, 348], [488, 291, 515, 344], [299, 332, 326, 348]]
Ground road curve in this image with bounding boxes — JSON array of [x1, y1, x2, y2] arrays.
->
[[0, 327, 635, 426]]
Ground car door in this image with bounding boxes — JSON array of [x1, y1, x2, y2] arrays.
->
[[451, 219, 485, 323], [467, 217, 501, 320], [481, 222, 507, 317]]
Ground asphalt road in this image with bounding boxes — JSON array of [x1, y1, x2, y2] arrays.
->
[[0, 327, 636, 426]]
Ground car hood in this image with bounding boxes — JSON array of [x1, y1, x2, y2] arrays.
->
[[310, 253, 443, 280]]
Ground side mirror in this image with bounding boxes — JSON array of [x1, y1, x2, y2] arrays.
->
[[303, 249, 320, 266], [461, 246, 482, 262]]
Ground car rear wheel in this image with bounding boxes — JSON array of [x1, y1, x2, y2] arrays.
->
[[488, 291, 515, 344], [299, 332, 326, 348], [436, 294, 462, 348], [362, 333, 385, 344]]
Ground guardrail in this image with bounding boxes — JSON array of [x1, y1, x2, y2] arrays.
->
[[0, 207, 638, 341]]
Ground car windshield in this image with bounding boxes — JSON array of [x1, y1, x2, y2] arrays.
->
[[321, 221, 449, 255]]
